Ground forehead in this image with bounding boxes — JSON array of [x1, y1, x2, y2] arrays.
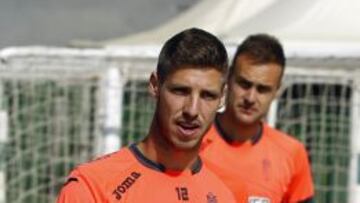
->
[[234, 55, 283, 86], [164, 66, 224, 89]]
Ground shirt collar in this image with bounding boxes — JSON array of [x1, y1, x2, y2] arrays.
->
[[129, 144, 202, 175]]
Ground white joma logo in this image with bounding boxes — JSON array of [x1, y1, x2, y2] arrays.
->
[[248, 196, 270, 203]]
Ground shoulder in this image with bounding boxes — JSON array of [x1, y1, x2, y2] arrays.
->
[[263, 123, 306, 155], [203, 124, 220, 141], [59, 147, 146, 202], [201, 124, 225, 151], [58, 148, 140, 202], [80, 147, 133, 171], [57, 176, 96, 203], [69, 147, 138, 185]]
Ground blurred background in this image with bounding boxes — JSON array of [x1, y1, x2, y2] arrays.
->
[[0, 0, 199, 48], [0, 0, 359, 202]]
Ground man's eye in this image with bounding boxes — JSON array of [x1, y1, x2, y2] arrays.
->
[[201, 92, 218, 100], [257, 85, 272, 94], [237, 79, 252, 89], [171, 87, 189, 95]]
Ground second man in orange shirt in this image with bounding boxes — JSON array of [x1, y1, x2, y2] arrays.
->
[[201, 34, 314, 203]]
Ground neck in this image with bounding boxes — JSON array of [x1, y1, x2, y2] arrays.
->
[[217, 111, 262, 142], [138, 118, 199, 171]]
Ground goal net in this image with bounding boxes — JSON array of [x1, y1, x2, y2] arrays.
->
[[0, 47, 359, 203], [274, 61, 359, 203], [0, 47, 130, 203]]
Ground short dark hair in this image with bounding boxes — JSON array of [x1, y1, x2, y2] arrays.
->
[[157, 28, 228, 83], [230, 33, 285, 74]]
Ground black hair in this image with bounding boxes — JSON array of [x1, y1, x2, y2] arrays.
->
[[230, 33, 285, 75], [157, 28, 228, 83]]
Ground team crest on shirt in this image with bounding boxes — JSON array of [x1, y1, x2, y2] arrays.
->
[[262, 158, 271, 181], [206, 192, 217, 203], [248, 196, 270, 203]]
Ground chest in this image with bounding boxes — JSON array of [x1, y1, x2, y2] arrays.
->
[[106, 170, 228, 203], [203, 142, 295, 202]]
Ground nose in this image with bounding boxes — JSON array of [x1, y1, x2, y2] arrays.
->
[[244, 87, 256, 104], [183, 95, 199, 120]]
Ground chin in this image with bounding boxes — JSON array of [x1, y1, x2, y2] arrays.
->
[[236, 114, 259, 125], [173, 139, 201, 151]]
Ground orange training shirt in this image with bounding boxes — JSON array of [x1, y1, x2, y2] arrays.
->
[[57, 144, 236, 203], [200, 121, 314, 203]]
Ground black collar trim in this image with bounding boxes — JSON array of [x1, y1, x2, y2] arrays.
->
[[214, 114, 263, 145], [129, 144, 202, 175], [129, 144, 165, 172]]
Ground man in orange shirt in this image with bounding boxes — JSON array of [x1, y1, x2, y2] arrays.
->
[[201, 34, 314, 203], [57, 28, 237, 203]]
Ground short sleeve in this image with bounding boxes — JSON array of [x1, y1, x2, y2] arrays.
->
[[283, 144, 315, 203], [56, 176, 95, 203]]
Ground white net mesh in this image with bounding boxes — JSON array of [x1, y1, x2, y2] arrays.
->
[[275, 65, 358, 203], [0, 48, 116, 203], [0, 47, 359, 203]]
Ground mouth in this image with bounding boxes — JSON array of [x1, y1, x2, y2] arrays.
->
[[238, 105, 256, 115], [176, 121, 201, 138]]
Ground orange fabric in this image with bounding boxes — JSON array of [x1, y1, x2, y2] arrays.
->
[[200, 123, 314, 203], [57, 147, 236, 203]]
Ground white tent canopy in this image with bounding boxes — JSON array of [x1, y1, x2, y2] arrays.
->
[[224, 0, 360, 43], [103, 0, 360, 57], [103, 0, 277, 45]]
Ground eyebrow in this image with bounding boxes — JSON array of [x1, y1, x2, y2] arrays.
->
[[236, 75, 272, 89], [202, 89, 221, 97], [168, 83, 221, 95]]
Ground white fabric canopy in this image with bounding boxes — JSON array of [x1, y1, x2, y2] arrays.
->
[[225, 0, 360, 43], [103, 0, 360, 57], [103, 0, 276, 45]]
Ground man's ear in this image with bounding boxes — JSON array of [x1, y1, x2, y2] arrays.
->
[[149, 72, 160, 97]]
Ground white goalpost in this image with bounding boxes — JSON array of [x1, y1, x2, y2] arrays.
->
[[0, 110, 7, 203], [101, 67, 123, 154], [0, 62, 8, 203], [348, 78, 360, 203]]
